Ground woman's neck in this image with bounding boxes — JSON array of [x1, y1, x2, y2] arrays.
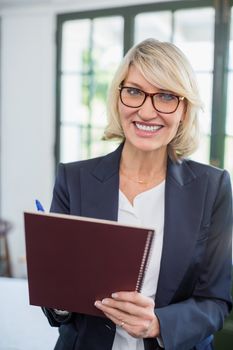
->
[[120, 143, 167, 184]]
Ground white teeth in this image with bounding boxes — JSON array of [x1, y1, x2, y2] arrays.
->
[[135, 122, 162, 132]]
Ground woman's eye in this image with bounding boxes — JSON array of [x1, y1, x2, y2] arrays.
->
[[159, 93, 176, 101], [126, 88, 142, 96]]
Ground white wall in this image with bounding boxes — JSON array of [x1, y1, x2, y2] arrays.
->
[[0, 0, 170, 277], [0, 10, 56, 276]]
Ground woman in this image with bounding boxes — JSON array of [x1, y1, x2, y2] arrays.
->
[[44, 39, 232, 350]]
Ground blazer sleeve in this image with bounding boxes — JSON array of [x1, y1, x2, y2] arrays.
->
[[154, 170, 233, 350]]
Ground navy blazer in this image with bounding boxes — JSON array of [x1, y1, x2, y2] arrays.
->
[[46, 143, 232, 350]]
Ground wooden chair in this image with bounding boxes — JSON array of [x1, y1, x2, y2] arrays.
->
[[0, 219, 12, 277]]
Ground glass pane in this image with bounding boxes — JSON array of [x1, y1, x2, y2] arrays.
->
[[62, 19, 91, 73], [90, 127, 120, 158], [226, 7, 233, 136], [191, 74, 211, 164], [91, 72, 114, 127], [191, 134, 210, 164], [89, 17, 124, 129], [60, 124, 83, 162], [196, 72, 213, 135], [226, 72, 233, 136], [224, 136, 233, 181], [60, 74, 90, 125], [60, 124, 94, 162], [135, 11, 172, 43], [229, 7, 233, 70], [224, 7, 233, 180], [174, 8, 215, 71], [93, 16, 123, 73]]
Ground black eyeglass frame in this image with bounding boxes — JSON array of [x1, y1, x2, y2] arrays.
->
[[118, 86, 185, 114]]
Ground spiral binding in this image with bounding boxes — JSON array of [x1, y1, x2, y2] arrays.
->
[[135, 230, 154, 292]]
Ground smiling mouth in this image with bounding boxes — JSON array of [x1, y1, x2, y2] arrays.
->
[[134, 122, 163, 132]]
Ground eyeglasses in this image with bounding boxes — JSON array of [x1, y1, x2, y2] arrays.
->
[[118, 86, 184, 114]]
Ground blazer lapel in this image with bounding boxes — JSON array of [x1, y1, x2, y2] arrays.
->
[[79, 143, 123, 221], [155, 159, 209, 307]]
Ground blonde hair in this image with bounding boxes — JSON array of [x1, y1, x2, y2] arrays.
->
[[103, 38, 203, 161]]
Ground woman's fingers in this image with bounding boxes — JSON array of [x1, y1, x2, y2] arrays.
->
[[95, 300, 140, 325], [94, 291, 159, 338], [97, 298, 148, 318], [112, 291, 155, 308], [94, 291, 155, 320], [97, 291, 155, 317]]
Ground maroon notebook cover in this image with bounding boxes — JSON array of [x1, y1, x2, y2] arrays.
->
[[24, 211, 154, 317]]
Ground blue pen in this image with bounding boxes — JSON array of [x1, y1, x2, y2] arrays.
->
[[35, 199, 45, 212]]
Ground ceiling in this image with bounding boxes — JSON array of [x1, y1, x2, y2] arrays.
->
[[0, 0, 179, 10], [0, 0, 79, 9]]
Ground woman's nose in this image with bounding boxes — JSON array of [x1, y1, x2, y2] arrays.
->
[[138, 96, 158, 120]]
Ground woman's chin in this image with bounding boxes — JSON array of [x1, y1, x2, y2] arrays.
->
[[127, 139, 166, 154]]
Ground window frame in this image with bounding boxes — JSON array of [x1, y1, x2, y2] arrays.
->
[[55, 0, 232, 170]]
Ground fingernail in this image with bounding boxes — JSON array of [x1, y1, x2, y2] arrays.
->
[[94, 301, 101, 307], [112, 293, 118, 298], [102, 298, 108, 304]]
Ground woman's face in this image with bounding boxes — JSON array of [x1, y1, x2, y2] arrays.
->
[[118, 65, 185, 154]]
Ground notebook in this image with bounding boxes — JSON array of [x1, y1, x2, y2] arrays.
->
[[24, 211, 154, 316]]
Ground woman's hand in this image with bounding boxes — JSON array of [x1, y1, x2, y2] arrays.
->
[[94, 291, 160, 338]]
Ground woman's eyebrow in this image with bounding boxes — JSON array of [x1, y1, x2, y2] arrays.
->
[[123, 82, 173, 94], [123, 82, 143, 88]]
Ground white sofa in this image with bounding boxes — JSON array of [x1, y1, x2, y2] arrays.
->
[[0, 277, 58, 350]]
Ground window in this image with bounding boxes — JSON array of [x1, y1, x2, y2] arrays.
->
[[135, 11, 172, 42], [134, 7, 214, 164], [59, 15, 123, 162], [173, 8, 214, 164], [56, 0, 233, 180]]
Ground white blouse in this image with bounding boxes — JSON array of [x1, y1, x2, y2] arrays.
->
[[112, 181, 165, 350]]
